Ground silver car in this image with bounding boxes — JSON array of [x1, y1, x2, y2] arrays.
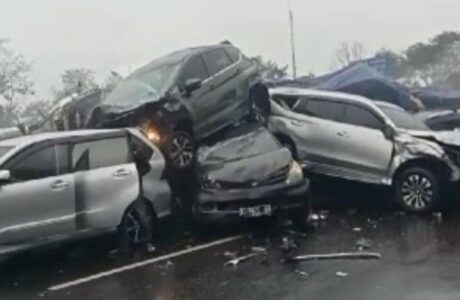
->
[[0, 129, 171, 256], [269, 87, 460, 213]]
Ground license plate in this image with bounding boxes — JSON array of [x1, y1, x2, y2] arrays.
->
[[239, 204, 272, 218]]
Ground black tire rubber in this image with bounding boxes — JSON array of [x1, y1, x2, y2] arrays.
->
[[164, 131, 196, 170], [395, 167, 440, 214], [119, 200, 155, 250], [249, 83, 270, 126]]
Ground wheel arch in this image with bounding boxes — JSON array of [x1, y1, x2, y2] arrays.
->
[[393, 157, 451, 185]]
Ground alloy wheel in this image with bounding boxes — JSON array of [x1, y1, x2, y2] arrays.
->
[[401, 174, 434, 210], [169, 135, 194, 168]]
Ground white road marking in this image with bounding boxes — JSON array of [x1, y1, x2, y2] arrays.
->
[[48, 235, 245, 291]]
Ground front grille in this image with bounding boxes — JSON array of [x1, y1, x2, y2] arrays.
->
[[216, 165, 289, 189]]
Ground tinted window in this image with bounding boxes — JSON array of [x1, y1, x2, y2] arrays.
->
[[225, 47, 240, 62], [72, 137, 131, 171], [343, 105, 384, 130], [180, 56, 209, 84], [9, 146, 58, 181], [294, 98, 344, 121], [202, 48, 233, 75]]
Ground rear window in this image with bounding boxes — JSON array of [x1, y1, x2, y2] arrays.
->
[[72, 137, 131, 171]]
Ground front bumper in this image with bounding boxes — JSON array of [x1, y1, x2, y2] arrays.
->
[[195, 179, 309, 220]]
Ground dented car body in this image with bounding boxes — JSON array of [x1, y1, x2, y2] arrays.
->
[[268, 87, 460, 212], [86, 44, 266, 170], [195, 125, 309, 221], [0, 129, 171, 256]]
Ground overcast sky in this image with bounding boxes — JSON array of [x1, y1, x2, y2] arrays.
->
[[0, 0, 458, 98]]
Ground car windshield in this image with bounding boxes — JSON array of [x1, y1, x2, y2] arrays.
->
[[104, 63, 181, 107], [380, 106, 429, 131]]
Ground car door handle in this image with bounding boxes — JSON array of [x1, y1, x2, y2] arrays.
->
[[337, 130, 350, 137], [50, 180, 70, 190], [112, 169, 131, 178]]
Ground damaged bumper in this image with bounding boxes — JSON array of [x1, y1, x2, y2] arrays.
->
[[195, 179, 309, 220]]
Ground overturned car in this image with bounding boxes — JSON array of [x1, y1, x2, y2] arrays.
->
[[269, 87, 460, 213], [86, 43, 269, 170], [194, 125, 309, 225]]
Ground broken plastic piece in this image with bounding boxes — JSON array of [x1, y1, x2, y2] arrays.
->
[[280, 236, 298, 253], [352, 227, 362, 232], [224, 252, 259, 267], [285, 252, 381, 262], [286, 229, 308, 238], [336, 271, 349, 277], [356, 238, 372, 251]]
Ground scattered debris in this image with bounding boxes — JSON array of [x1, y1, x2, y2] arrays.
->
[[352, 227, 362, 232], [284, 252, 381, 263], [224, 251, 238, 259], [280, 236, 298, 253], [286, 229, 308, 238], [308, 211, 328, 222], [224, 252, 259, 267], [251, 246, 268, 254], [294, 269, 309, 277], [433, 212, 443, 223], [356, 238, 372, 251], [336, 271, 349, 277]]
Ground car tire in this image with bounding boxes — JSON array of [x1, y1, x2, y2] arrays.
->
[[119, 200, 155, 250], [395, 167, 440, 213], [249, 83, 270, 126], [164, 131, 196, 170]]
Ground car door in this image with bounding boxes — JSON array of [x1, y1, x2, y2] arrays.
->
[[337, 104, 394, 180], [178, 54, 213, 137], [200, 47, 239, 135], [290, 97, 348, 167], [0, 143, 76, 245], [70, 134, 139, 230]]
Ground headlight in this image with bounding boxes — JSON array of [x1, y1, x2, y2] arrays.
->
[[286, 161, 303, 184], [139, 120, 162, 143]]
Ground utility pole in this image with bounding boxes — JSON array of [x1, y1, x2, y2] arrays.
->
[[288, 1, 297, 79]]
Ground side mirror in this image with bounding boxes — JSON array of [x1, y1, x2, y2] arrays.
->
[[184, 78, 202, 95], [383, 124, 395, 140], [0, 170, 11, 183]]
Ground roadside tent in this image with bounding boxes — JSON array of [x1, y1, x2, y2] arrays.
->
[[411, 88, 460, 109], [314, 63, 415, 110]]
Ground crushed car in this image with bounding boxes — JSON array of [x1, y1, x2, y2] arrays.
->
[[0, 128, 171, 256], [268, 87, 460, 213], [415, 109, 460, 132], [194, 125, 309, 226], [86, 42, 270, 170]]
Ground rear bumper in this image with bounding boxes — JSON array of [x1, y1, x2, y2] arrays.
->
[[195, 179, 309, 221]]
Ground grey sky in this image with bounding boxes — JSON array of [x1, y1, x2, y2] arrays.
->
[[0, 0, 458, 98]]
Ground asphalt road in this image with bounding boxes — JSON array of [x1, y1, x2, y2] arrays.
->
[[2, 177, 460, 300]]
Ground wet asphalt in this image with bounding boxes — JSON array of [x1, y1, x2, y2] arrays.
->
[[2, 177, 460, 300]]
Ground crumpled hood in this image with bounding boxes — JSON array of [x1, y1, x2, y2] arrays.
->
[[203, 148, 292, 183], [409, 130, 460, 147]]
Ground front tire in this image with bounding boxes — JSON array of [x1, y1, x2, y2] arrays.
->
[[395, 167, 440, 213], [165, 131, 196, 170]]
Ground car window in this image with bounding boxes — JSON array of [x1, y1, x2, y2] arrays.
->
[[224, 47, 240, 62], [9, 146, 59, 181], [180, 55, 210, 84], [202, 48, 233, 75], [72, 137, 131, 171], [343, 105, 384, 130], [294, 98, 345, 121]]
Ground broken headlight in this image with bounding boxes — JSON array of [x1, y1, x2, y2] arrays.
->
[[286, 161, 304, 184], [201, 178, 222, 190]]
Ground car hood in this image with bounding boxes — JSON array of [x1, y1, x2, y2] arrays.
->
[[408, 130, 460, 147], [202, 148, 292, 184]]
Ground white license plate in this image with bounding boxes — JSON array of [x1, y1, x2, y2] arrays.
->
[[239, 205, 272, 218]]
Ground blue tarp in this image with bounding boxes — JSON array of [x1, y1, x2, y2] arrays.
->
[[314, 63, 414, 110], [412, 88, 460, 109]]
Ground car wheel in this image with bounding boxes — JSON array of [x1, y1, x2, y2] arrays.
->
[[165, 131, 196, 170], [395, 167, 440, 213], [119, 200, 155, 249]]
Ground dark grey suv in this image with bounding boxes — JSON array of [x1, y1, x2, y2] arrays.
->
[[87, 43, 269, 170]]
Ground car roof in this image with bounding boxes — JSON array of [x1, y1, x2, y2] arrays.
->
[[0, 129, 124, 148], [269, 87, 375, 106]]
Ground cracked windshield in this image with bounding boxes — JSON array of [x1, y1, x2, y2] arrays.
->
[[0, 1, 459, 299]]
